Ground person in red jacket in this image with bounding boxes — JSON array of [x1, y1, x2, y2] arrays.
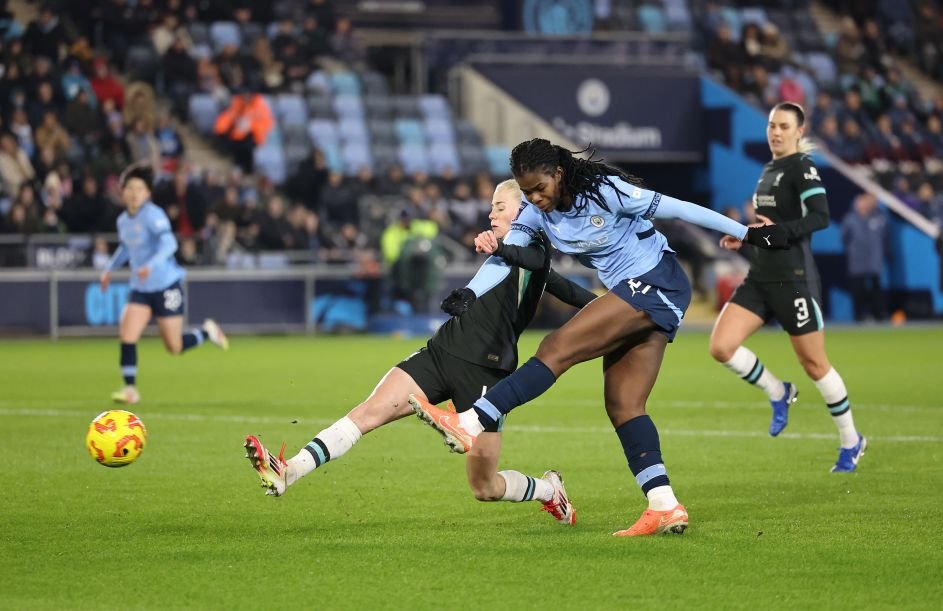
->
[[213, 88, 274, 173], [90, 58, 125, 109]]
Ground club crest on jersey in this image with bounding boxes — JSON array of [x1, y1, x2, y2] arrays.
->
[[590, 215, 605, 227], [773, 172, 784, 187], [803, 166, 821, 181]]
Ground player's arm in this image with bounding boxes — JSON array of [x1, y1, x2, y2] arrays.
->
[[646, 193, 789, 249], [465, 206, 542, 297], [105, 243, 129, 272], [143, 210, 179, 269], [491, 240, 547, 271], [545, 269, 597, 308], [776, 157, 829, 239]]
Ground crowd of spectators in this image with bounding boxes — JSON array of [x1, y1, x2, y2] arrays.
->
[[701, 0, 943, 229]]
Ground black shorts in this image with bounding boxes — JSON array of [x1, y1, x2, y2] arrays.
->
[[129, 280, 185, 318], [729, 278, 823, 336], [396, 342, 507, 433]]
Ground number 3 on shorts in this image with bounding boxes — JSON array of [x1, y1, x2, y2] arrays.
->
[[164, 288, 183, 312], [794, 297, 809, 325]]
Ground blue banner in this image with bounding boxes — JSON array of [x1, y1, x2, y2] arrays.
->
[[475, 64, 705, 161]]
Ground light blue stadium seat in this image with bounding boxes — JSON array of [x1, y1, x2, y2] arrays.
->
[[330, 71, 361, 96], [418, 94, 450, 119], [209, 21, 241, 51], [665, 5, 692, 30], [188, 43, 213, 60], [275, 94, 308, 127], [394, 118, 426, 145], [188, 94, 218, 134], [308, 118, 340, 149], [253, 145, 287, 184], [720, 7, 741, 38], [485, 145, 511, 176], [428, 142, 461, 175], [341, 141, 373, 175], [637, 6, 667, 33], [333, 94, 365, 120], [806, 52, 837, 85], [338, 117, 370, 145], [458, 144, 488, 174], [423, 117, 455, 143], [740, 7, 768, 26], [319, 143, 344, 173], [398, 143, 430, 174], [305, 70, 332, 95]]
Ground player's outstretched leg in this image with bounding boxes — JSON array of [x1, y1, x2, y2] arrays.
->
[[244, 435, 287, 496], [831, 434, 867, 473], [202, 318, 229, 350], [409, 394, 477, 453], [613, 504, 688, 537], [539, 470, 576, 525], [112, 342, 140, 404], [769, 381, 798, 437]]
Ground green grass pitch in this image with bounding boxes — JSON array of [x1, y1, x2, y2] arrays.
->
[[1, 327, 941, 609]]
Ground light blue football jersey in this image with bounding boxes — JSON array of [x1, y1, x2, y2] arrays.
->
[[467, 176, 747, 296], [108, 201, 185, 292]]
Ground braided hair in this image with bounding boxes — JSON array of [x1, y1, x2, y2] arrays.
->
[[509, 138, 643, 213]]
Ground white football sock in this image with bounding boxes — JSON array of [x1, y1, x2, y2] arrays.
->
[[459, 409, 485, 436], [723, 346, 785, 400], [286, 416, 363, 485], [647, 485, 679, 511], [814, 368, 859, 448], [498, 470, 553, 502]]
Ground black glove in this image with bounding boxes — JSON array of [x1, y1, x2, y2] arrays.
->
[[744, 224, 789, 249], [440, 287, 476, 316]]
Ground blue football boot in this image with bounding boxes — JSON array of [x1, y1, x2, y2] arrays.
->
[[769, 382, 798, 437], [831, 434, 867, 473]]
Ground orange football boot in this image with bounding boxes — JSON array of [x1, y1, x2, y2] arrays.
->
[[613, 504, 688, 536]]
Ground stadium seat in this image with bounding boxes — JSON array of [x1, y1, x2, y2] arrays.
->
[[428, 142, 461, 175], [458, 144, 489, 174], [241, 22, 265, 45], [486, 145, 511, 176], [398, 143, 430, 174], [306, 94, 334, 119], [391, 96, 422, 119], [740, 7, 768, 26], [188, 22, 209, 45], [275, 94, 308, 128], [371, 143, 399, 173], [253, 145, 287, 184], [338, 117, 370, 145], [637, 6, 667, 33], [188, 94, 218, 134], [333, 94, 365, 120], [368, 119, 397, 145], [341, 141, 373, 175], [305, 70, 332, 95], [319, 143, 344, 172], [188, 43, 213, 60], [209, 21, 241, 51], [423, 117, 455, 143], [365, 96, 394, 119], [394, 119, 425, 145], [330, 71, 361, 96], [418, 94, 451, 119], [806, 53, 837, 85], [308, 118, 340, 149], [455, 120, 484, 146]]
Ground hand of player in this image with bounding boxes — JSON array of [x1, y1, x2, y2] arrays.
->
[[744, 215, 788, 249], [136, 266, 151, 281], [719, 235, 743, 250], [99, 271, 111, 293], [474, 230, 499, 254], [440, 287, 476, 316]]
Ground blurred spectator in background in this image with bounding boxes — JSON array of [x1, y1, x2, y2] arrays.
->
[[65, 89, 103, 156], [61, 175, 107, 233], [841, 192, 888, 322], [286, 149, 328, 211], [154, 113, 184, 173], [35, 110, 70, 160], [381, 209, 441, 313], [153, 166, 208, 237], [257, 194, 293, 250], [0, 132, 35, 196], [125, 118, 160, 169], [90, 59, 125, 110], [213, 88, 273, 173]]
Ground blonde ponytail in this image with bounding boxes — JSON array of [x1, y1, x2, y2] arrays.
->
[[797, 137, 817, 153]]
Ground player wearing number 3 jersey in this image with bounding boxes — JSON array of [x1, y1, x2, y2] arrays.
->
[[100, 163, 228, 405], [709, 102, 866, 473]]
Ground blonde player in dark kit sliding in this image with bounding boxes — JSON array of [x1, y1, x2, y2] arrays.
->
[[709, 102, 866, 472], [244, 180, 596, 524]]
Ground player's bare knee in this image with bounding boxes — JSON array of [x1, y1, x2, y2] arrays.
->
[[708, 340, 735, 363], [802, 360, 830, 380], [468, 477, 501, 502]]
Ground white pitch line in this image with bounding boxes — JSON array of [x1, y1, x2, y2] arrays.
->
[[1, 407, 940, 444]]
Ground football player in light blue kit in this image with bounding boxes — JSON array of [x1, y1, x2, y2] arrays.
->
[[100, 164, 228, 405], [412, 138, 788, 536]]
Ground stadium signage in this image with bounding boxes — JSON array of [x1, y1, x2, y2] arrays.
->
[[476, 65, 704, 161]]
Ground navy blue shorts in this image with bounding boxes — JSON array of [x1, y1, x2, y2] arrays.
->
[[610, 253, 692, 342], [129, 280, 185, 318]]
